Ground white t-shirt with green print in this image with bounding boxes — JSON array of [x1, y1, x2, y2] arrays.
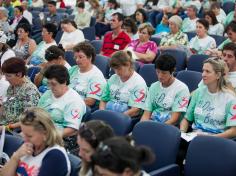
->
[[38, 88, 86, 132], [185, 86, 236, 134], [69, 65, 106, 101], [189, 35, 216, 54], [101, 72, 147, 113], [144, 79, 190, 122]]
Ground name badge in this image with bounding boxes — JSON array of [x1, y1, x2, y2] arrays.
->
[[114, 44, 119, 50]]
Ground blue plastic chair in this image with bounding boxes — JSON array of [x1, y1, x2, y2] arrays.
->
[[185, 136, 236, 176], [27, 66, 41, 82], [90, 16, 96, 27], [55, 30, 63, 44], [187, 54, 209, 72], [90, 40, 103, 54], [4, 134, 24, 157], [210, 35, 227, 47], [65, 51, 76, 66], [94, 54, 110, 79], [176, 70, 202, 92], [138, 64, 158, 87], [222, 1, 235, 15], [82, 27, 96, 41], [185, 32, 196, 41], [90, 110, 132, 136], [68, 153, 81, 176], [160, 49, 187, 72], [150, 36, 162, 46], [132, 121, 181, 174]]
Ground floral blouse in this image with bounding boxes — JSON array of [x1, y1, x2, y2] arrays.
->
[[1, 78, 40, 124], [160, 31, 188, 47]]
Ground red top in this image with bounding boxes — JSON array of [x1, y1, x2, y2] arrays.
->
[[60, 1, 66, 8], [101, 31, 131, 57]]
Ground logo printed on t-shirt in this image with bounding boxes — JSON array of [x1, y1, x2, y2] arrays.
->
[[134, 89, 146, 102], [71, 109, 80, 119], [89, 83, 101, 95], [178, 97, 189, 108], [230, 105, 236, 120]]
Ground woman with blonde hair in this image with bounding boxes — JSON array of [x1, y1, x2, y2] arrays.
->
[[1, 107, 71, 176], [180, 58, 236, 139]]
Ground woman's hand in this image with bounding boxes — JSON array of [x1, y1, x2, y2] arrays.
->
[[13, 142, 34, 160]]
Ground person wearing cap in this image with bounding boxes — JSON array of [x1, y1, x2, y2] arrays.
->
[[159, 15, 188, 51], [0, 31, 15, 66]]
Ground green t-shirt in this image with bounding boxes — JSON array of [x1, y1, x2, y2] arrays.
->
[[145, 79, 190, 122], [185, 86, 236, 134], [38, 88, 86, 131], [101, 72, 147, 113], [224, 11, 234, 27]]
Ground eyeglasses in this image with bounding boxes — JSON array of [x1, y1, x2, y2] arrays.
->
[[139, 31, 149, 35], [21, 110, 46, 130], [4, 73, 17, 78]]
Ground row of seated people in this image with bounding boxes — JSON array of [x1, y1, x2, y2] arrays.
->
[[1, 40, 236, 149], [0, 107, 236, 175]]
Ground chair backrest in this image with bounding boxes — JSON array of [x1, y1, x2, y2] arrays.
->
[[68, 153, 81, 176], [65, 51, 76, 66], [55, 30, 64, 44], [185, 136, 236, 176], [210, 35, 227, 47], [185, 32, 196, 41], [27, 66, 41, 82], [90, 110, 132, 135], [150, 36, 162, 46], [3, 134, 24, 157], [90, 40, 103, 54], [90, 16, 96, 26], [187, 54, 209, 72], [132, 121, 181, 172], [82, 27, 96, 41], [176, 70, 202, 92], [161, 49, 187, 72], [222, 1, 235, 15], [94, 54, 110, 79], [138, 64, 158, 87]]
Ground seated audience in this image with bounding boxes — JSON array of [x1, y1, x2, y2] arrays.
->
[[78, 120, 115, 175], [211, 2, 226, 24], [155, 14, 170, 37], [59, 19, 85, 51], [127, 23, 158, 64], [1, 57, 40, 130], [0, 31, 15, 66], [27, 23, 57, 66], [204, 11, 224, 36], [141, 54, 190, 125], [0, 66, 9, 105], [74, 1, 91, 29], [181, 5, 199, 33], [99, 50, 147, 118], [222, 42, 236, 90], [69, 41, 106, 108], [180, 58, 236, 139], [0, 7, 11, 35], [134, 8, 149, 27], [123, 18, 138, 40], [92, 136, 154, 176], [13, 23, 36, 60], [21, 1, 33, 25], [189, 19, 216, 55], [38, 65, 86, 139], [159, 15, 188, 51], [100, 12, 131, 57], [34, 45, 71, 93], [1, 107, 71, 176]]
